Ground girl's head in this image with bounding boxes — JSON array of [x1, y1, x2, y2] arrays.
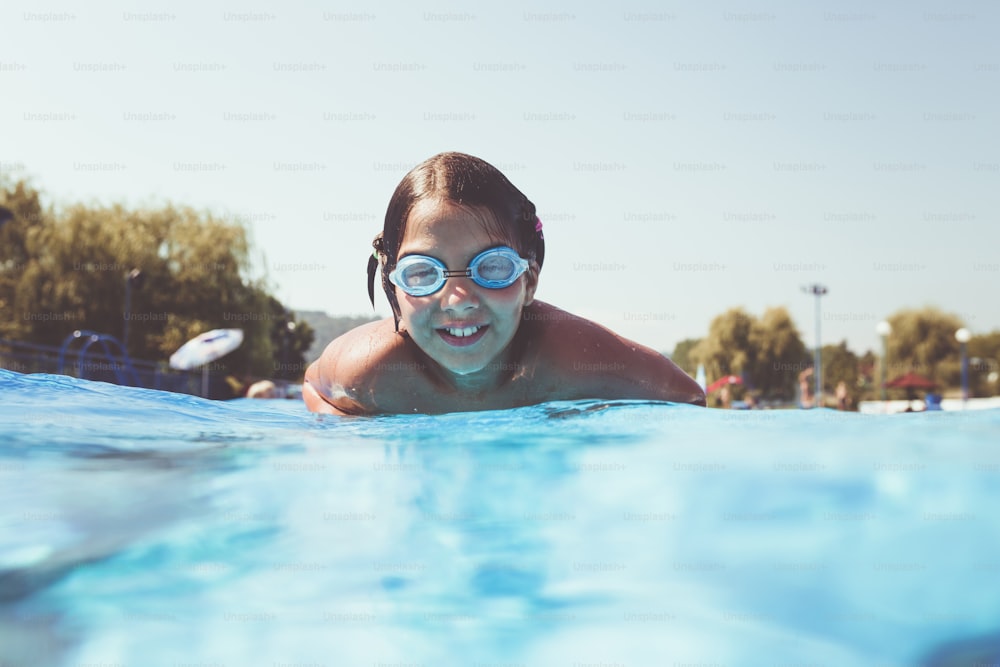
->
[[368, 152, 545, 326], [366, 152, 545, 377]]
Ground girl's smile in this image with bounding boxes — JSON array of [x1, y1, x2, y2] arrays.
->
[[436, 324, 489, 347]]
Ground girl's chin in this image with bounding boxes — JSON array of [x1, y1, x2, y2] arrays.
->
[[447, 366, 481, 376], [410, 326, 513, 377], [435, 355, 490, 376]]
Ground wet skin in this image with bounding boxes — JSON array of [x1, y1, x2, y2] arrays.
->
[[304, 200, 705, 415]]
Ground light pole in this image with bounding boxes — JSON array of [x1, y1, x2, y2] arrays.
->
[[956, 327, 971, 407], [876, 320, 892, 402], [802, 284, 828, 407]]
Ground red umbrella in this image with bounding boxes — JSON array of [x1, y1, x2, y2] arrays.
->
[[706, 375, 743, 393], [883, 372, 936, 390]]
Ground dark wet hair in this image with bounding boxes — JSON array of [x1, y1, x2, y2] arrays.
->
[[367, 152, 545, 330]]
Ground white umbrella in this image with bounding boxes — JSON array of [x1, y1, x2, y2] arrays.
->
[[169, 328, 244, 396]]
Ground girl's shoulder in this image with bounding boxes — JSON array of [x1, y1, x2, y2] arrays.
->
[[523, 301, 705, 405], [523, 301, 629, 348], [521, 301, 591, 332], [306, 318, 414, 414], [315, 318, 403, 370]]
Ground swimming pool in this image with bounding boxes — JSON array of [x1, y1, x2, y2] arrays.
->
[[2, 368, 999, 667]]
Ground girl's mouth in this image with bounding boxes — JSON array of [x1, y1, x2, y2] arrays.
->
[[437, 324, 489, 347]]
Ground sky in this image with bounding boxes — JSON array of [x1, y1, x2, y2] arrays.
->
[[3, 0, 998, 357]]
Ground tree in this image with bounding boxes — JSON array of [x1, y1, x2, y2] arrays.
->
[[0, 178, 313, 382], [669, 337, 701, 375], [259, 293, 316, 381], [690, 307, 755, 381], [884, 307, 966, 389], [749, 306, 809, 400], [968, 331, 1000, 397], [0, 178, 47, 340], [690, 306, 809, 402], [821, 341, 860, 409], [856, 349, 877, 399]]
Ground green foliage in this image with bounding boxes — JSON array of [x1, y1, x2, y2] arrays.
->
[[821, 341, 860, 408], [0, 178, 313, 381], [749, 307, 810, 400], [884, 307, 966, 389], [0, 178, 47, 340], [690, 306, 808, 401], [690, 307, 754, 379], [967, 331, 1000, 397], [669, 338, 701, 375], [821, 341, 859, 391], [679, 303, 998, 402], [856, 349, 878, 399]]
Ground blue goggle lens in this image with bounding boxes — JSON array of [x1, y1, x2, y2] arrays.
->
[[390, 246, 528, 296]]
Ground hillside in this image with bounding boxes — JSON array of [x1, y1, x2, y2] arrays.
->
[[295, 311, 381, 364]]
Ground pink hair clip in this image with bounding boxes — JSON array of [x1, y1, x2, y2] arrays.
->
[[535, 216, 543, 233]]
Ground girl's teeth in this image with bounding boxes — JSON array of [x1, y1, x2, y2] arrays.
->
[[445, 326, 481, 337]]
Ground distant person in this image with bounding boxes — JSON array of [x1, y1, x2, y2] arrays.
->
[[304, 152, 705, 415], [719, 384, 732, 409], [798, 367, 814, 409], [247, 380, 277, 399], [835, 381, 850, 411]]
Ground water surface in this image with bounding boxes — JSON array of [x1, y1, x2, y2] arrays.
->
[[1, 369, 999, 666]]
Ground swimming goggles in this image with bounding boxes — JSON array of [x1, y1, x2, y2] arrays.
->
[[389, 246, 529, 297]]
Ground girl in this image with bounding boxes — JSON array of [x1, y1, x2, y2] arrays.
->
[[304, 152, 704, 415]]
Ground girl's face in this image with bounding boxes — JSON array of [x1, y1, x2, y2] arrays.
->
[[394, 198, 538, 379]]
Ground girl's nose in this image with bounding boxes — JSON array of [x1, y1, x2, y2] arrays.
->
[[439, 276, 480, 312]]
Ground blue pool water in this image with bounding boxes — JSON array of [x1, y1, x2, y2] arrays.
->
[[2, 368, 999, 667]]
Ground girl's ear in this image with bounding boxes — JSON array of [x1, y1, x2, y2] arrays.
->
[[523, 261, 540, 306]]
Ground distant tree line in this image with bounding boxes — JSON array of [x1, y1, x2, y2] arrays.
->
[[0, 177, 313, 382], [671, 306, 999, 406]]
